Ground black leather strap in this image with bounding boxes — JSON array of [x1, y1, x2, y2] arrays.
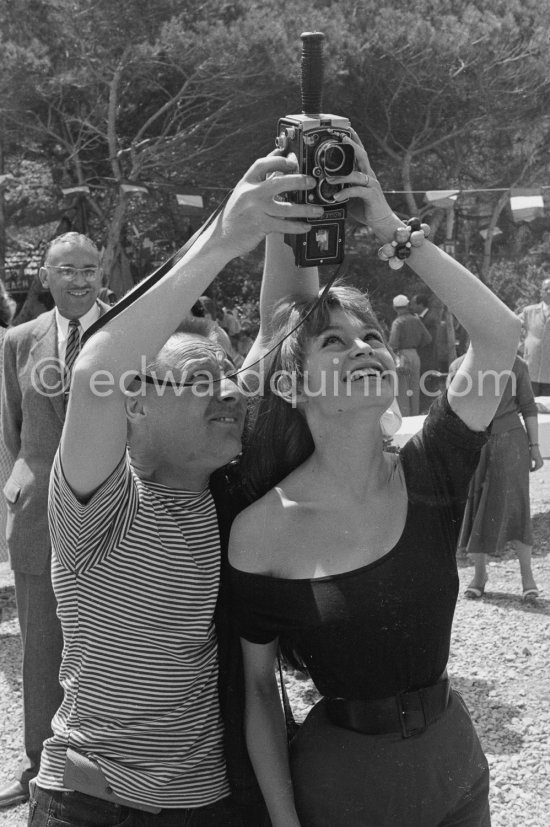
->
[[326, 678, 451, 739], [81, 201, 227, 347]]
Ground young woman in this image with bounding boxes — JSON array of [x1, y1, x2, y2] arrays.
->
[[228, 135, 521, 827]]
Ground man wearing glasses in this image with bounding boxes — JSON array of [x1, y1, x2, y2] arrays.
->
[[0, 233, 110, 807]]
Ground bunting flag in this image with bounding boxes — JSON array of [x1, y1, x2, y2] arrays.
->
[[176, 194, 203, 208], [175, 193, 204, 215], [61, 185, 90, 195], [479, 227, 503, 239], [510, 188, 545, 222], [424, 190, 459, 208], [43, 180, 549, 224], [120, 183, 148, 194]]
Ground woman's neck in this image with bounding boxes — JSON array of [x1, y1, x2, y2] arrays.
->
[[302, 412, 391, 500]]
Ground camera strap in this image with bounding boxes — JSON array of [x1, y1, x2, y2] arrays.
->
[[81, 180, 344, 380], [81, 196, 229, 347]]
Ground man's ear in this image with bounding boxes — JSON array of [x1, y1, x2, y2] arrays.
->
[[38, 266, 49, 289], [124, 392, 147, 423]]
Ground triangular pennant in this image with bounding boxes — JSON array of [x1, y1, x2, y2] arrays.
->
[[424, 190, 459, 208], [479, 227, 503, 239]]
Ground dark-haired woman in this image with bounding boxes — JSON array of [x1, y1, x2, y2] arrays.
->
[[228, 135, 520, 827]]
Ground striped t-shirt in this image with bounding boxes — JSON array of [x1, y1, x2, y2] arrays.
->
[[37, 451, 230, 809]]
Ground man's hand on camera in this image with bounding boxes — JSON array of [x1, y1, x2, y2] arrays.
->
[[218, 155, 325, 259]]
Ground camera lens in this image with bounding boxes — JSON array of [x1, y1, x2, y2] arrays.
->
[[317, 141, 346, 174], [317, 179, 341, 204], [324, 145, 346, 173]]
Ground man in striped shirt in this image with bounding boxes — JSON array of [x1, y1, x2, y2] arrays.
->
[[30, 156, 324, 825]]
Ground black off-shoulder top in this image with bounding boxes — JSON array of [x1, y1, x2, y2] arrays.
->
[[230, 395, 488, 701]]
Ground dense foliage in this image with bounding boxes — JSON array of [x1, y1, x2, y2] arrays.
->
[[2, 0, 550, 324]]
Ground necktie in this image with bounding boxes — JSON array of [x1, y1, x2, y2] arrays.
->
[[64, 319, 81, 402]]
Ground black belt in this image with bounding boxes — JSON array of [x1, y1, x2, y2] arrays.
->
[[326, 677, 451, 739]]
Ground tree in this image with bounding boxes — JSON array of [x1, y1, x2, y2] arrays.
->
[[1, 1, 294, 293], [4, 0, 550, 306]]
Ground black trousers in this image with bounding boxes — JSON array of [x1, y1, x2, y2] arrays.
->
[[14, 565, 64, 787], [290, 690, 490, 827]]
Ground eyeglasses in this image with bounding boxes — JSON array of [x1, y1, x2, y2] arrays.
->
[[140, 359, 239, 389], [44, 265, 100, 280]]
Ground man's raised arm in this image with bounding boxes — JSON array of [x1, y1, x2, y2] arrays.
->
[[61, 156, 323, 500]]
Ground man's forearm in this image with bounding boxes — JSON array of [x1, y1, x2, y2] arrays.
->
[[78, 217, 234, 382]]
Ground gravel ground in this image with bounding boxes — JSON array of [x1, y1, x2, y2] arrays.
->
[[1, 467, 549, 826]]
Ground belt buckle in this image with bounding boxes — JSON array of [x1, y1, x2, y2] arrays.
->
[[396, 689, 427, 738]]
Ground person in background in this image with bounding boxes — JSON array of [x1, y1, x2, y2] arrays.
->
[[220, 301, 242, 338], [410, 293, 440, 412], [0, 280, 17, 566], [432, 300, 457, 376], [192, 294, 237, 364], [0, 234, 110, 810], [454, 354, 544, 602], [232, 328, 255, 369], [98, 286, 117, 306], [517, 276, 550, 396], [196, 294, 216, 321], [389, 294, 432, 415], [229, 131, 520, 827]]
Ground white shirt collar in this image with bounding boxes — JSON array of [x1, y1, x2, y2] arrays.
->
[[55, 302, 101, 342]]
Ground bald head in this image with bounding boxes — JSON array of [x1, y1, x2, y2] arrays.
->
[[145, 333, 228, 385], [44, 232, 100, 264]]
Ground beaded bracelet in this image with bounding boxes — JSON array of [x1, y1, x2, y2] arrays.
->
[[378, 217, 431, 270]]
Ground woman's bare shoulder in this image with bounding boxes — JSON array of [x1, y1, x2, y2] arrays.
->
[[228, 487, 290, 573]]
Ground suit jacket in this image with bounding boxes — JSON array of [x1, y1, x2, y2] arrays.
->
[[1, 303, 110, 574], [517, 302, 550, 384]]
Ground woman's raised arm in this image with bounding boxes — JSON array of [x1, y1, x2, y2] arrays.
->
[[332, 133, 520, 431]]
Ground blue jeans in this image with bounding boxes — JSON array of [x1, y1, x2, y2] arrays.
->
[[28, 782, 240, 827]]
